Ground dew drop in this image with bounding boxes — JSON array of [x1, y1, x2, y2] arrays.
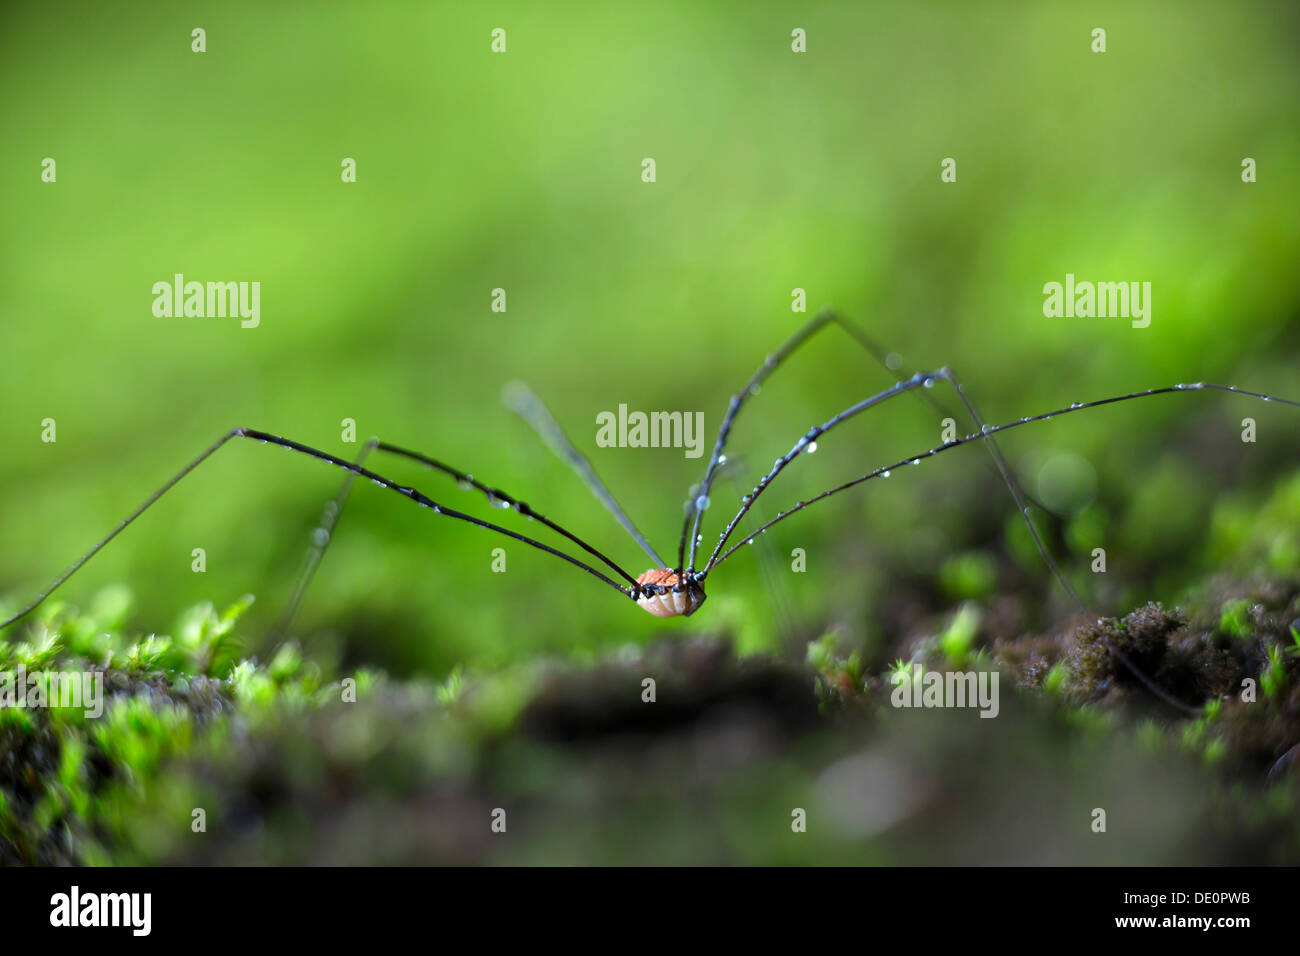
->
[[695, 495, 711, 511], [806, 441, 818, 454]]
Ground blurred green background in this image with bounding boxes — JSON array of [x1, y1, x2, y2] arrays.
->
[[2, 0, 1298, 678]]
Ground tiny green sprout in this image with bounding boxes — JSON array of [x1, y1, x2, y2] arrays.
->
[[350, 668, 382, 699], [1260, 643, 1288, 700], [806, 631, 864, 702], [229, 659, 276, 709], [17, 628, 62, 671], [1043, 661, 1070, 695], [1181, 719, 1206, 751], [437, 665, 465, 705], [268, 642, 304, 683], [179, 595, 252, 677], [805, 633, 838, 672], [840, 649, 863, 685], [940, 603, 980, 668], [1203, 697, 1222, 723], [1287, 625, 1300, 659], [1218, 598, 1252, 640], [1180, 698, 1225, 756], [122, 635, 172, 673]]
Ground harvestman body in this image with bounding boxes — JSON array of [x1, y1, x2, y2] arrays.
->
[[3, 308, 1298, 712]]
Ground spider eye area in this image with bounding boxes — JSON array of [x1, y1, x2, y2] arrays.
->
[[634, 569, 706, 618]]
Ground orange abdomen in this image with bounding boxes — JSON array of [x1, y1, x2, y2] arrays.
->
[[634, 569, 706, 618]]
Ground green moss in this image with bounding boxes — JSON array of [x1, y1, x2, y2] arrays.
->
[[1042, 661, 1070, 696], [1068, 602, 1188, 701], [806, 631, 865, 706], [1261, 644, 1289, 701], [0, 591, 331, 864], [1218, 598, 1253, 641], [3, 571, 1300, 865], [939, 603, 981, 669]]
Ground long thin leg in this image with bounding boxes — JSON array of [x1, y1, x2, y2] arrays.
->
[[703, 382, 1300, 572], [718, 456, 798, 642], [1, 430, 239, 630], [936, 369, 1083, 606], [835, 315, 1059, 519], [0, 427, 642, 631], [679, 307, 1038, 573], [680, 309, 838, 572], [502, 380, 667, 569], [373, 437, 643, 585], [697, 366, 1091, 587], [279, 429, 656, 639], [697, 369, 943, 573]]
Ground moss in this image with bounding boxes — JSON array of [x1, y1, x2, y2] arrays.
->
[[1219, 598, 1254, 641], [939, 603, 981, 668], [1069, 602, 1186, 699], [806, 632, 867, 709], [4, 569, 1300, 865]]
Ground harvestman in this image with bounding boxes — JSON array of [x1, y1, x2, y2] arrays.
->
[[2, 308, 1297, 710]]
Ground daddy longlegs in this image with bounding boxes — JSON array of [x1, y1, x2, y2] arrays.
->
[[2, 308, 1296, 713]]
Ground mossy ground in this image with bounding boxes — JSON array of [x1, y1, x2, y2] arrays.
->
[[2, 560, 1299, 865]]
